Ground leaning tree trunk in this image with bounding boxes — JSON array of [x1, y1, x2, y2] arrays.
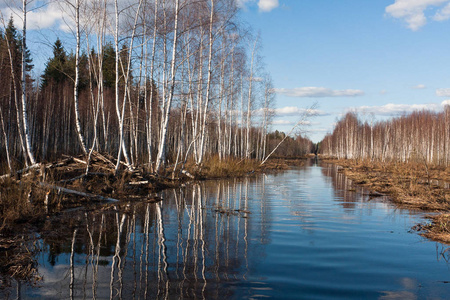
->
[[74, 0, 88, 154]]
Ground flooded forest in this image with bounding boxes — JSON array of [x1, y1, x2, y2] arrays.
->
[[1, 0, 450, 299]]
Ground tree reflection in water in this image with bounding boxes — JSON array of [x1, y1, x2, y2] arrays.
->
[[4, 164, 449, 299], [7, 178, 262, 299]]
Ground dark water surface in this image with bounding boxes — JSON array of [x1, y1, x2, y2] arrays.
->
[[2, 160, 450, 299]]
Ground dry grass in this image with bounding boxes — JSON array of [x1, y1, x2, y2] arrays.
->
[[185, 156, 305, 179], [421, 214, 450, 244], [323, 157, 450, 244], [186, 156, 261, 179], [0, 236, 40, 284]]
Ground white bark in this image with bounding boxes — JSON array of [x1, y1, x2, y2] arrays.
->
[[74, 0, 88, 154], [21, 0, 36, 165], [155, 0, 180, 172], [246, 36, 258, 159], [0, 13, 28, 165], [198, 0, 215, 165], [0, 107, 12, 171]]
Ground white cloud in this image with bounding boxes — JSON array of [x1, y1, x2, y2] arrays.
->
[[412, 84, 426, 89], [436, 88, 450, 96], [1, 1, 63, 30], [274, 106, 328, 117], [274, 87, 364, 98], [385, 0, 450, 31], [442, 99, 450, 105], [272, 120, 295, 125], [433, 2, 450, 20], [237, 0, 279, 12], [356, 102, 444, 116], [258, 0, 279, 12], [1, 0, 119, 32], [273, 119, 311, 126]]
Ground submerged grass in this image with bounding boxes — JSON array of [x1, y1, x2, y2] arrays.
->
[[322, 157, 450, 244]]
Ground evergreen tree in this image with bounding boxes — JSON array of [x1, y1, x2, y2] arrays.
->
[[41, 38, 68, 87]]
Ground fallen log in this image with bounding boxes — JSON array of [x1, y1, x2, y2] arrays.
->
[[72, 157, 87, 165], [181, 169, 195, 179], [38, 182, 119, 203], [0, 163, 41, 180], [128, 180, 149, 185], [92, 152, 115, 169]]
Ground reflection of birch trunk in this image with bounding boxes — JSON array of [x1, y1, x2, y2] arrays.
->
[[214, 184, 220, 281], [225, 183, 230, 273], [70, 229, 78, 300], [183, 185, 196, 289], [156, 202, 168, 298], [93, 214, 104, 298], [143, 205, 150, 299], [110, 213, 126, 299], [193, 186, 199, 282], [130, 208, 137, 297], [244, 178, 249, 279], [118, 214, 132, 299], [236, 179, 241, 261], [198, 184, 207, 296], [139, 206, 148, 297], [173, 189, 181, 281], [85, 213, 94, 298]]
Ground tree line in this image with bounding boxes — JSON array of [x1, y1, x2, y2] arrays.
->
[[0, 0, 312, 175], [319, 108, 450, 166]]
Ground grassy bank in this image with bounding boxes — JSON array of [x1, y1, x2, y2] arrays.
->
[[322, 158, 450, 243]]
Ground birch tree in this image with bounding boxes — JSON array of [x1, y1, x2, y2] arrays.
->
[[21, 0, 36, 165], [155, 0, 181, 172]]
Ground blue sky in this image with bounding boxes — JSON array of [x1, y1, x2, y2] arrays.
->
[[239, 0, 450, 142], [2, 0, 450, 143]]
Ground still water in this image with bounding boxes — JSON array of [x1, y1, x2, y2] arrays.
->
[[3, 160, 450, 299]]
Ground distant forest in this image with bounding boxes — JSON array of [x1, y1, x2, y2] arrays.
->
[[320, 108, 450, 166], [0, 0, 313, 174]]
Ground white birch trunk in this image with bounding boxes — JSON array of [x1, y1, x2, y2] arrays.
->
[[74, 0, 88, 154], [21, 0, 36, 165], [1, 15, 28, 165], [198, 0, 215, 165], [246, 37, 258, 159], [155, 0, 180, 172]]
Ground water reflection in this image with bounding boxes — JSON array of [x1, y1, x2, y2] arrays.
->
[[2, 163, 450, 299], [3, 178, 265, 299]]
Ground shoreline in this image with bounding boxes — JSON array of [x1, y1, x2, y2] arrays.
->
[[0, 154, 303, 283], [321, 157, 450, 244]]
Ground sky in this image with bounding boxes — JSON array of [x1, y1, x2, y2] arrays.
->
[[239, 0, 450, 142], [2, 0, 450, 143]]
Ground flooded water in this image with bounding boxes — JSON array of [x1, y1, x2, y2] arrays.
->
[[2, 160, 450, 299]]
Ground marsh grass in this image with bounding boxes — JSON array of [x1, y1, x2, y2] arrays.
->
[[324, 157, 450, 244], [185, 156, 261, 179], [422, 214, 450, 244]]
